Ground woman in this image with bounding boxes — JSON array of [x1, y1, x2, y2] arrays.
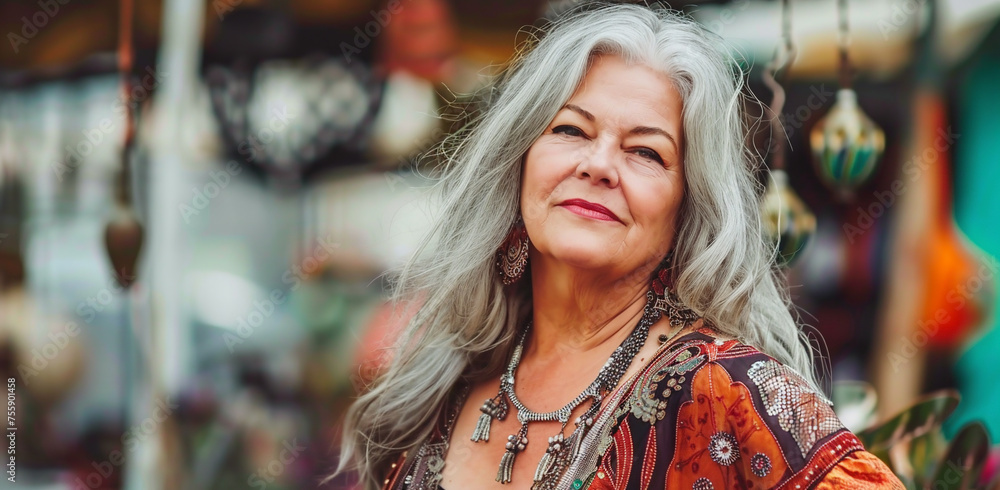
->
[[339, 4, 903, 489]]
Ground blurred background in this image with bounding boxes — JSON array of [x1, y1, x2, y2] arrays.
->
[[0, 0, 998, 488]]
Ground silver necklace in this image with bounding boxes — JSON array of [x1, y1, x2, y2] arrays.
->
[[471, 291, 668, 485]]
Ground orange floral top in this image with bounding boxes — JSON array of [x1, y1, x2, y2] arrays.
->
[[384, 327, 903, 489]]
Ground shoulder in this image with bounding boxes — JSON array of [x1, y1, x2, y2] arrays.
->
[[596, 328, 866, 489], [633, 326, 833, 430]]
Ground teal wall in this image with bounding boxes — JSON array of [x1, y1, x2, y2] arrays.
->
[[946, 25, 1000, 441]]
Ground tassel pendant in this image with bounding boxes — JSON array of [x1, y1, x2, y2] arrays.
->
[[570, 413, 594, 459], [533, 452, 553, 482], [496, 449, 516, 483], [533, 432, 563, 482], [471, 412, 493, 442], [496, 427, 527, 484], [471, 395, 508, 442]]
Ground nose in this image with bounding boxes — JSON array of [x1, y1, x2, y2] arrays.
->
[[575, 136, 620, 188]]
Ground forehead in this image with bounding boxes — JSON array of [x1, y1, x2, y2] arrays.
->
[[566, 54, 683, 132]]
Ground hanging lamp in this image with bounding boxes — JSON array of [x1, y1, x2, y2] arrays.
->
[[760, 0, 816, 266], [809, 0, 886, 197]]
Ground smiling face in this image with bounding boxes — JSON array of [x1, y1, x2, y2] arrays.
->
[[520, 54, 686, 280]]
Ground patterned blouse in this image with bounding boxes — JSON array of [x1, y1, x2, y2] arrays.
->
[[382, 326, 903, 489]]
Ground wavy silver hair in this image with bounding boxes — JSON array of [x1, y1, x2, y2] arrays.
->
[[338, 4, 822, 488]]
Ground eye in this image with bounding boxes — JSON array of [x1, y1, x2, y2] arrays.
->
[[631, 147, 664, 165], [552, 125, 586, 138]]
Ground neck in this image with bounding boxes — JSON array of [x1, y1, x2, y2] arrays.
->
[[525, 250, 657, 360]]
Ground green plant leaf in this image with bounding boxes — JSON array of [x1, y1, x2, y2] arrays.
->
[[926, 422, 990, 490], [857, 390, 960, 453], [910, 430, 947, 487]]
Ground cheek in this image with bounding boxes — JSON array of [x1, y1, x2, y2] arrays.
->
[[521, 145, 568, 208], [628, 180, 684, 236]]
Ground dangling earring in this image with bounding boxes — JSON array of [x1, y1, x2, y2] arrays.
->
[[496, 218, 529, 285], [649, 250, 700, 328]]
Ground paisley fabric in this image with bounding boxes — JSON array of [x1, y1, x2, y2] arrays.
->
[[382, 327, 903, 489]]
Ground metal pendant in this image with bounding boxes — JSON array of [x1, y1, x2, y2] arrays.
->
[[471, 394, 508, 442], [496, 425, 528, 484], [533, 432, 564, 482]]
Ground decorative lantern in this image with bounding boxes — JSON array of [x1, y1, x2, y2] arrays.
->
[[761, 170, 816, 265], [809, 0, 885, 196], [759, 0, 815, 266], [810, 88, 885, 195]]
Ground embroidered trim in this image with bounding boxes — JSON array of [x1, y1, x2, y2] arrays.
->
[[747, 359, 842, 457], [627, 336, 709, 426], [775, 431, 865, 490]]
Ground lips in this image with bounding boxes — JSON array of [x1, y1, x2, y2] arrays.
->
[[558, 198, 621, 222]]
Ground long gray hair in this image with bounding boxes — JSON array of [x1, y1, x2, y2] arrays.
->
[[339, 4, 822, 488]]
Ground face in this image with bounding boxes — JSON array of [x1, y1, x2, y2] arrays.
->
[[520, 54, 685, 280]]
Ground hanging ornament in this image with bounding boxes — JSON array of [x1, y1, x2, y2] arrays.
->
[[760, 0, 815, 266], [761, 170, 816, 265], [810, 89, 885, 196], [809, 0, 885, 197], [105, 203, 143, 288], [104, 0, 143, 289]]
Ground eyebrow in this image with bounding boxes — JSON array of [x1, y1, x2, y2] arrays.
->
[[561, 104, 679, 153], [564, 104, 595, 121], [629, 126, 679, 153]]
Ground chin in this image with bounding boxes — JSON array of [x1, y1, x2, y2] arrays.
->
[[541, 233, 616, 268]]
